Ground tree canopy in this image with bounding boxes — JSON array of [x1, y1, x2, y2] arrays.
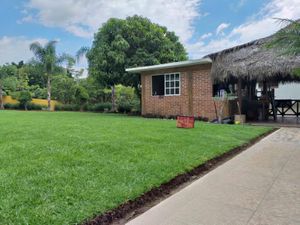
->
[[86, 15, 188, 90]]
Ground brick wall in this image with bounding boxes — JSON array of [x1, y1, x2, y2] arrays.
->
[[141, 64, 220, 121]]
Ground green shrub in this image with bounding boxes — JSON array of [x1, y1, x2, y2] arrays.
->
[[17, 91, 32, 110], [27, 103, 43, 111], [54, 104, 63, 111], [4, 103, 43, 111], [55, 104, 80, 111], [131, 99, 141, 114], [4, 103, 20, 110], [55, 103, 113, 112], [92, 103, 112, 112], [117, 101, 132, 113]]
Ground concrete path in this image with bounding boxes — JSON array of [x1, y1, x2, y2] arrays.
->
[[127, 128, 300, 225]]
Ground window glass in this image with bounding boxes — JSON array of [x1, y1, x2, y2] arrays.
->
[[152, 75, 164, 96], [165, 73, 180, 96]]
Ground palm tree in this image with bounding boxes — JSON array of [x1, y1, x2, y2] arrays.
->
[[30, 41, 75, 110]]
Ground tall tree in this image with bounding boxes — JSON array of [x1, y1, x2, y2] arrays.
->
[[79, 15, 188, 111], [29, 41, 75, 110]]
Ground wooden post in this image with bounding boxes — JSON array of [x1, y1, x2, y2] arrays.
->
[[237, 78, 242, 115], [262, 81, 267, 121]]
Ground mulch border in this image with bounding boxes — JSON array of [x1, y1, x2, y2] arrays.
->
[[82, 128, 278, 225]]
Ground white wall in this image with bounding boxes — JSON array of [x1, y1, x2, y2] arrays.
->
[[275, 82, 300, 99]]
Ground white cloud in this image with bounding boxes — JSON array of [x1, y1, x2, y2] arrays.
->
[[216, 23, 230, 35], [20, 0, 300, 61], [189, 0, 300, 58], [22, 0, 201, 43], [200, 32, 212, 40], [230, 0, 247, 12], [0, 36, 48, 65]]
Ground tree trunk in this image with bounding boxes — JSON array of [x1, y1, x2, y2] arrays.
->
[[0, 84, 4, 110], [47, 75, 51, 111], [111, 85, 116, 112]]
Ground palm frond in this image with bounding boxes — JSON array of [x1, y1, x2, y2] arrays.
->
[[273, 18, 296, 26], [76, 46, 90, 62], [29, 42, 45, 62], [267, 18, 300, 55], [57, 53, 75, 67]]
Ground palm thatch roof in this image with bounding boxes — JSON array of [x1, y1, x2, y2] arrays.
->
[[207, 23, 300, 82]]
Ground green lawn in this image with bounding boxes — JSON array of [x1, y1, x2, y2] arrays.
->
[[0, 111, 271, 224]]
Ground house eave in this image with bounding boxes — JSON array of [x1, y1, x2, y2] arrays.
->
[[125, 58, 212, 73]]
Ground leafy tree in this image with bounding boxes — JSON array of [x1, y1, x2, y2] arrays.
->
[[17, 90, 32, 110], [29, 85, 47, 99], [74, 85, 89, 110], [25, 60, 46, 88], [51, 74, 77, 104], [78, 77, 109, 103], [2, 76, 18, 95], [79, 15, 187, 111], [29, 41, 75, 110]]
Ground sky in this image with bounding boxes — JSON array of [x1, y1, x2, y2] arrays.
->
[[0, 0, 300, 69]]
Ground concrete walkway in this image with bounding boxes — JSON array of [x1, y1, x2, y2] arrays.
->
[[127, 128, 300, 225]]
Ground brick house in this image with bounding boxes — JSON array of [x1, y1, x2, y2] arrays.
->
[[126, 22, 300, 122], [126, 58, 220, 121]]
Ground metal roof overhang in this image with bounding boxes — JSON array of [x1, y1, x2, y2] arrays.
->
[[125, 58, 212, 73]]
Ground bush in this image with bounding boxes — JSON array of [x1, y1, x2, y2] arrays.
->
[[4, 103, 20, 110], [27, 103, 43, 111], [131, 99, 141, 114], [117, 99, 141, 114], [17, 91, 32, 110], [3, 103, 43, 111], [90, 102, 112, 112], [55, 104, 80, 111], [54, 102, 113, 112], [117, 101, 132, 113]]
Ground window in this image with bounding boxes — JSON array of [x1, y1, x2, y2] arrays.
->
[[165, 73, 180, 96], [152, 75, 164, 96], [152, 73, 181, 96]]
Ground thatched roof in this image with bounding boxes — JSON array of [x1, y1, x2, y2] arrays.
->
[[207, 24, 300, 82]]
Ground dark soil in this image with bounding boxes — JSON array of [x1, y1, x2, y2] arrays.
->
[[82, 128, 277, 225]]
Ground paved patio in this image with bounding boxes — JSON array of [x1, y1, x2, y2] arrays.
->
[[126, 128, 300, 225]]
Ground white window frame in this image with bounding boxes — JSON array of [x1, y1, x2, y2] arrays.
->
[[164, 73, 181, 96]]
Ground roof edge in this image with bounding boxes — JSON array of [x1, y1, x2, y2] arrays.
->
[[125, 58, 212, 73]]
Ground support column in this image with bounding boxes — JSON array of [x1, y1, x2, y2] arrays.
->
[[237, 78, 242, 115], [187, 72, 193, 116]]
